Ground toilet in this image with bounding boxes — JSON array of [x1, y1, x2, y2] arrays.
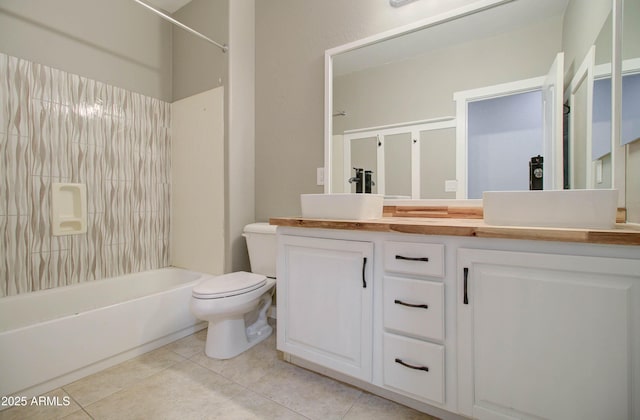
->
[[190, 223, 277, 359]]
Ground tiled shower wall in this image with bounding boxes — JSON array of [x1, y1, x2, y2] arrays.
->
[[0, 53, 171, 297]]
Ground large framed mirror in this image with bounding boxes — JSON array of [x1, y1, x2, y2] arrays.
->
[[324, 0, 621, 203]]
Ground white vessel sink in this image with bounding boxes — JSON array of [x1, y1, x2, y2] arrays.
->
[[483, 190, 618, 229], [300, 194, 384, 220]]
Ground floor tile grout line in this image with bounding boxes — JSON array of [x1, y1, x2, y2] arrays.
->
[[186, 350, 272, 386], [55, 387, 95, 420], [341, 390, 365, 420], [61, 348, 189, 412], [163, 355, 305, 420], [81, 407, 96, 420], [252, 359, 361, 420], [61, 382, 105, 415], [184, 347, 316, 420]]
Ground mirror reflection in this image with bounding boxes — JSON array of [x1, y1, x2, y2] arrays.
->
[[623, 0, 640, 222], [328, 0, 615, 199], [567, 10, 613, 190], [622, 0, 640, 147]]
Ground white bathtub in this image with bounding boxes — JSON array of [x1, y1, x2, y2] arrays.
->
[[0, 267, 207, 398]]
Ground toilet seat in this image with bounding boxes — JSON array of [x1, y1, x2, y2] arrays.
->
[[192, 271, 267, 299]]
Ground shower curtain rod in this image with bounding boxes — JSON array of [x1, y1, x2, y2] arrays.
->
[[132, 0, 228, 53]]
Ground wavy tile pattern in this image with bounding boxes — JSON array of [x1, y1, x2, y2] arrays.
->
[[0, 53, 171, 297]]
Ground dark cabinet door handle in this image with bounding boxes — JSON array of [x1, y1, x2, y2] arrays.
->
[[463, 267, 469, 305], [362, 257, 367, 288], [394, 299, 428, 309], [395, 358, 429, 372], [395, 255, 429, 262]]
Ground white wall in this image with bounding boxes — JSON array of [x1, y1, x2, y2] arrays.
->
[[172, 0, 228, 102], [0, 0, 173, 101], [171, 87, 225, 275], [227, 0, 255, 272], [562, 0, 612, 85], [331, 135, 345, 193]]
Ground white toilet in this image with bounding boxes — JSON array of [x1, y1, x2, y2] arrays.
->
[[190, 223, 277, 359]]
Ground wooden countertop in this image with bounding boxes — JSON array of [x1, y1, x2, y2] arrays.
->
[[269, 217, 640, 246]]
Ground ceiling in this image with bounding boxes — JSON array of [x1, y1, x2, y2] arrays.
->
[[147, 0, 193, 13]]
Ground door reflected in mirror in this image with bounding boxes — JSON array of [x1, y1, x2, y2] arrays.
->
[[467, 91, 543, 199]]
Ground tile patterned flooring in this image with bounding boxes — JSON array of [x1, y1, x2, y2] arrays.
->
[[0, 325, 437, 420]]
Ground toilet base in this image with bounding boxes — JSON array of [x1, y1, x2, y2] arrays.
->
[[204, 294, 273, 359]]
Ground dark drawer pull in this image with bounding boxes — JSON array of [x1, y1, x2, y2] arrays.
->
[[463, 267, 469, 305], [362, 257, 367, 288], [394, 299, 428, 309], [395, 358, 429, 372], [395, 255, 429, 262]]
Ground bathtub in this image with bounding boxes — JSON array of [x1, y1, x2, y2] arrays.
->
[[0, 267, 207, 399]]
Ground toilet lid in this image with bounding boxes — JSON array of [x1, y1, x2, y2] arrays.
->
[[192, 271, 267, 299]]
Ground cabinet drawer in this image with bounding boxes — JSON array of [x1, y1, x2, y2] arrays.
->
[[383, 276, 444, 341], [383, 333, 444, 404], [384, 241, 444, 277]]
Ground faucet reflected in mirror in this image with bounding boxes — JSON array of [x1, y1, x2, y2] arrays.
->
[[348, 168, 376, 194], [348, 168, 364, 193]]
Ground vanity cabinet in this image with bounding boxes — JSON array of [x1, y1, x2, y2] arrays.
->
[[274, 223, 640, 420], [277, 235, 374, 381], [457, 248, 640, 420]]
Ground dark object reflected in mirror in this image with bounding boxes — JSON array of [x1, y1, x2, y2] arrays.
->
[[529, 155, 544, 190]]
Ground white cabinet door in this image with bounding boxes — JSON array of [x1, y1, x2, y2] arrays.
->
[[277, 235, 374, 381], [457, 248, 640, 420]]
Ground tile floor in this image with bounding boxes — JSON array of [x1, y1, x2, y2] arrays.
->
[[0, 325, 438, 420]]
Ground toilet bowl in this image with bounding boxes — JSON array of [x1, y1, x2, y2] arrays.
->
[[190, 223, 277, 359]]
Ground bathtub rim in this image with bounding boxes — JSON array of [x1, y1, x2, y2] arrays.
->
[[0, 266, 209, 334]]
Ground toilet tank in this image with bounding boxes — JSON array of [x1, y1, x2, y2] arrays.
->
[[243, 223, 277, 278]]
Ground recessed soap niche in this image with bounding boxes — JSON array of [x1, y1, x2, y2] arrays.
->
[[51, 183, 87, 236]]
